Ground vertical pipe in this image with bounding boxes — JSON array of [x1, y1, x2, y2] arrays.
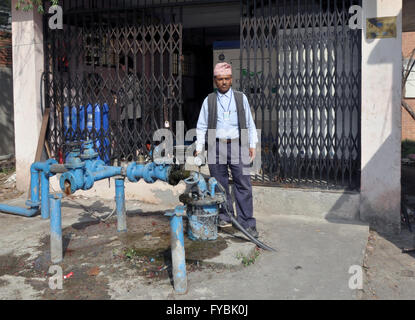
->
[[41, 172, 50, 219], [30, 168, 40, 206], [115, 178, 127, 232], [49, 193, 63, 264], [170, 212, 187, 294]]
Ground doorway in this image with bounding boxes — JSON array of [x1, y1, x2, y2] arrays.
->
[[181, 26, 240, 131]]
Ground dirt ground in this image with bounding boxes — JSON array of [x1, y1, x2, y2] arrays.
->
[[1, 164, 415, 299], [7, 211, 232, 300], [0, 168, 243, 300], [360, 165, 415, 299]]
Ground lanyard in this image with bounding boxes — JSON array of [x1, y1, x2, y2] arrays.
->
[[217, 90, 233, 113]]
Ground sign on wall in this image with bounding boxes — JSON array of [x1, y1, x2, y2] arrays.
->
[[366, 16, 397, 39]]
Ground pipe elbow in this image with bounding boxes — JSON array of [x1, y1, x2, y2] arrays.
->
[[32, 159, 58, 177]]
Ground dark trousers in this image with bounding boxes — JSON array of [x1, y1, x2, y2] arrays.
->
[[208, 141, 256, 228]]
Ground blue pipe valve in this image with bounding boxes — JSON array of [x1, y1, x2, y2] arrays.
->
[[126, 161, 172, 184], [80, 140, 106, 172]]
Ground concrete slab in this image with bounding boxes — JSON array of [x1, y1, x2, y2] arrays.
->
[[173, 215, 370, 300], [0, 195, 369, 300], [202, 230, 257, 267], [252, 186, 361, 221]]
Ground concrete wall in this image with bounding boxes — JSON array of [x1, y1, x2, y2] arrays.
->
[[12, 0, 44, 191], [0, 66, 14, 155], [360, 0, 403, 234]]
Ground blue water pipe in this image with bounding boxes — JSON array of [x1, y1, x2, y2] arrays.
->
[[0, 140, 186, 269], [49, 193, 63, 264], [0, 159, 58, 218], [126, 161, 171, 184], [0, 204, 39, 217], [0, 139, 173, 218], [115, 178, 126, 232], [165, 206, 187, 294], [59, 140, 122, 194]]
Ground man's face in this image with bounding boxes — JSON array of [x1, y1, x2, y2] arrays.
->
[[214, 75, 232, 94]]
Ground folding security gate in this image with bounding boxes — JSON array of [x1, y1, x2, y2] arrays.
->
[[44, 0, 361, 190], [240, 0, 361, 190], [43, 1, 182, 163]]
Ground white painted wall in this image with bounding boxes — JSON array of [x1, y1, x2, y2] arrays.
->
[[360, 0, 402, 233], [12, 0, 44, 191]]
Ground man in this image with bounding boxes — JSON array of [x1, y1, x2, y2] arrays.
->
[[195, 62, 259, 238]]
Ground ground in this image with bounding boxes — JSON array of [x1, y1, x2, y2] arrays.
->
[[0, 163, 414, 300], [359, 164, 415, 299]]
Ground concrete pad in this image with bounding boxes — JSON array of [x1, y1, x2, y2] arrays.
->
[[171, 215, 370, 300], [202, 230, 257, 267], [0, 194, 369, 299], [252, 186, 361, 221]]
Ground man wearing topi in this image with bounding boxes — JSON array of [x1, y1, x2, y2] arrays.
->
[[195, 62, 259, 238]]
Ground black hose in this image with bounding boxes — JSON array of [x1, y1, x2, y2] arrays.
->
[[216, 182, 276, 252]]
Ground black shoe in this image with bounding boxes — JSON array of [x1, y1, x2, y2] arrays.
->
[[246, 226, 259, 239], [218, 219, 232, 228]]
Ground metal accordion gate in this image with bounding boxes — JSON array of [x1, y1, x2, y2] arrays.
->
[[43, 0, 361, 191], [240, 0, 361, 190], [43, 1, 182, 164]]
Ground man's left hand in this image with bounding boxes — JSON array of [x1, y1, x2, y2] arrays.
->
[[249, 148, 256, 162]]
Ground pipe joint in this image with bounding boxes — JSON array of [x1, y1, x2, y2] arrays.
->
[[126, 162, 145, 183], [31, 159, 58, 178], [59, 167, 92, 194]]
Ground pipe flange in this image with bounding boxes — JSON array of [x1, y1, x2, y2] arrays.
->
[[143, 162, 156, 183], [60, 172, 77, 195], [82, 170, 94, 190], [165, 205, 186, 217], [179, 193, 226, 206], [126, 163, 139, 183]]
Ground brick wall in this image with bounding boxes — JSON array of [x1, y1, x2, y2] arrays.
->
[[0, 30, 12, 68], [403, 32, 415, 141]]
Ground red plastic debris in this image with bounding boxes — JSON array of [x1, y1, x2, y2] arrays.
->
[[58, 149, 64, 164], [64, 272, 74, 280]]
